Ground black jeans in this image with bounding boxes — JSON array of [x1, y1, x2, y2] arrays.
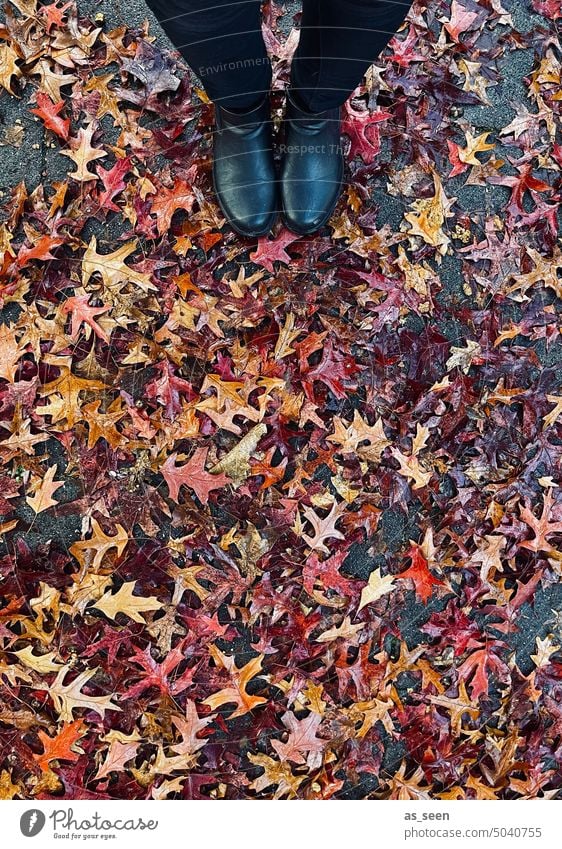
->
[[144, 0, 414, 112]]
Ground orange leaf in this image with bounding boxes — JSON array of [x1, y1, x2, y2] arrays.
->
[[34, 720, 86, 772], [398, 544, 444, 603]]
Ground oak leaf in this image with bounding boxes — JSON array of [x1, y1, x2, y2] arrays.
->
[[161, 447, 229, 505], [69, 518, 129, 570], [25, 464, 65, 514], [60, 122, 106, 181], [358, 568, 396, 611], [203, 651, 267, 718], [43, 667, 122, 722], [398, 544, 444, 603], [271, 711, 326, 768], [92, 581, 163, 624], [34, 721, 86, 772], [30, 92, 70, 140]]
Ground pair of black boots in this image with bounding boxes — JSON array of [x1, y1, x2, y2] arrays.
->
[[212, 91, 344, 237]]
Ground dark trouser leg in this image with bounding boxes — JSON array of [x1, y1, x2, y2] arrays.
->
[[144, 0, 271, 109], [291, 0, 415, 112]]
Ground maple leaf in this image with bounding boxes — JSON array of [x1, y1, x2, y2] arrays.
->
[[92, 580, 163, 624], [25, 464, 65, 514], [59, 122, 106, 182], [161, 447, 229, 505], [43, 667, 122, 722]]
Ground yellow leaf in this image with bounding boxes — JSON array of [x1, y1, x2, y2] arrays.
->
[[203, 651, 267, 718], [13, 647, 63, 673], [25, 464, 65, 514], [69, 518, 128, 571], [457, 130, 495, 165], [530, 635, 559, 669], [59, 122, 106, 181], [358, 568, 396, 611], [92, 580, 163, 623], [209, 423, 267, 485], [404, 169, 456, 255], [43, 667, 122, 722], [0, 43, 22, 96], [82, 236, 156, 293], [0, 769, 19, 800], [315, 616, 365, 643]]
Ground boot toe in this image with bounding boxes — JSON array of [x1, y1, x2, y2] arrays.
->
[[216, 189, 278, 237], [282, 206, 327, 235], [281, 179, 343, 235], [231, 208, 278, 237]]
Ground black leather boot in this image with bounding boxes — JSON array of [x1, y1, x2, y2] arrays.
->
[[212, 96, 278, 238], [280, 90, 344, 235]]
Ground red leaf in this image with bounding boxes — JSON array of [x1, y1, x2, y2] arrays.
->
[[30, 93, 70, 140], [161, 447, 229, 505], [398, 544, 444, 603], [249, 228, 301, 272]]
